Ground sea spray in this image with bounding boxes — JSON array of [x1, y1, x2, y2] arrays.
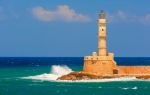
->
[[51, 65, 73, 76], [21, 65, 73, 81], [21, 65, 139, 82]]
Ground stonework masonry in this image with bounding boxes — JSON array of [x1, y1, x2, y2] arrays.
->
[[83, 10, 150, 76]]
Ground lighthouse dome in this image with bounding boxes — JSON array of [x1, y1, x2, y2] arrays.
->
[[99, 10, 106, 19]]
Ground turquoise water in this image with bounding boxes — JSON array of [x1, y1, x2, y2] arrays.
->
[[1, 66, 150, 95], [1, 57, 150, 95]]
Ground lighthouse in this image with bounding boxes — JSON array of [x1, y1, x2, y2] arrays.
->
[[58, 10, 150, 80], [83, 10, 117, 75], [82, 10, 150, 76], [98, 10, 107, 56]]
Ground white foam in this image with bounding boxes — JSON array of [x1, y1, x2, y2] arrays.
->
[[121, 87, 129, 90], [132, 86, 138, 90], [21, 65, 140, 82], [51, 65, 73, 76], [23, 73, 59, 81], [121, 86, 138, 90], [56, 76, 137, 82], [22, 65, 73, 81]]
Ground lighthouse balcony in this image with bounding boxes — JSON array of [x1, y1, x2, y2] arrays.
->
[[84, 53, 114, 61]]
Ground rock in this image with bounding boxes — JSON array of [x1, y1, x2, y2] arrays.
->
[[57, 71, 150, 80], [58, 72, 96, 80], [136, 75, 150, 80], [57, 72, 116, 80]]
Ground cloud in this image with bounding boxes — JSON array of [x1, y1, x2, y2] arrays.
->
[[32, 5, 90, 22], [141, 14, 150, 25], [107, 10, 150, 25], [32, 7, 55, 21], [115, 10, 127, 20], [107, 10, 131, 23]]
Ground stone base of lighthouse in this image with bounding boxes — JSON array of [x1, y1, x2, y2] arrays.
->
[[83, 52, 150, 76], [58, 54, 150, 80], [83, 52, 118, 76]]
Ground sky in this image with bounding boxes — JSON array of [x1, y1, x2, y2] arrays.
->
[[0, 0, 150, 57]]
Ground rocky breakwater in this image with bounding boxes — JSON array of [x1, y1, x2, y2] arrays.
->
[[57, 72, 150, 80], [57, 72, 119, 80]]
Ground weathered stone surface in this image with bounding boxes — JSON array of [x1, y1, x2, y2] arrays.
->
[[57, 72, 150, 80], [58, 72, 118, 80], [118, 66, 150, 75], [136, 75, 150, 80], [57, 72, 99, 80], [57, 11, 150, 81]]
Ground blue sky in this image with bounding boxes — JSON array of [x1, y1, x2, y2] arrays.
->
[[0, 0, 150, 57]]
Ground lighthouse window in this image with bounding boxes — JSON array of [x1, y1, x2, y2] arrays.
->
[[102, 29, 104, 31], [113, 69, 118, 74]]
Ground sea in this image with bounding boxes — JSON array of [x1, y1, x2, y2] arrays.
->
[[1, 57, 150, 95]]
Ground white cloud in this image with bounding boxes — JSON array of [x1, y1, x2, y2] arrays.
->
[[107, 10, 150, 25], [107, 11, 129, 23], [32, 7, 55, 21], [32, 5, 90, 22], [116, 10, 127, 20], [141, 14, 150, 25]]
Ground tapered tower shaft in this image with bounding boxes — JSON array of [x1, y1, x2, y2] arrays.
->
[[98, 10, 107, 56]]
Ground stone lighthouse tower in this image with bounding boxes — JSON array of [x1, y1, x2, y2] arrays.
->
[[58, 10, 150, 80], [83, 10, 117, 76], [98, 10, 107, 56]]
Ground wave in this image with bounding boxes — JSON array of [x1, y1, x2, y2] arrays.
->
[[21, 65, 73, 81], [132, 86, 138, 90], [56, 77, 138, 82], [50, 65, 73, 76], [121, 86, 138, 90], [21, 65, 144, 82]]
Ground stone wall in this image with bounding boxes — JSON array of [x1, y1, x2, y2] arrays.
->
[[83, 54, 116, 76], [118, 66, 150, 75], [83, 60, 115, 75], [83, 56, 150, 76]]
